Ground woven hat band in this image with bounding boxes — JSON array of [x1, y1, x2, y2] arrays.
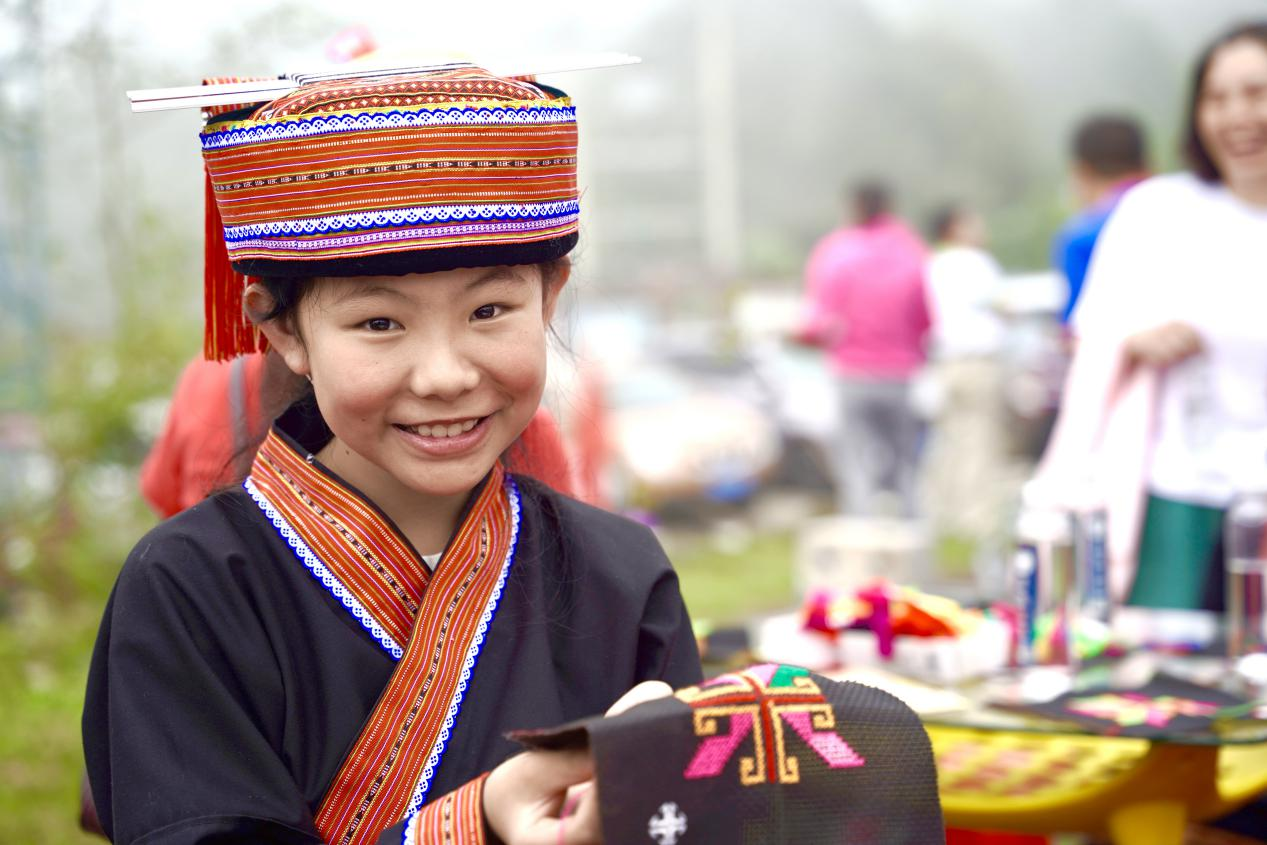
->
[[198, 67, 579, 359]]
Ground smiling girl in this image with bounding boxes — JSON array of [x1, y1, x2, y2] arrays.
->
[[84, 67, 701, 845]]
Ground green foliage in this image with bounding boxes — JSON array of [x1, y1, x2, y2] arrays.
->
[[0, 310, 189, 842], [670, 530, 796, 624]]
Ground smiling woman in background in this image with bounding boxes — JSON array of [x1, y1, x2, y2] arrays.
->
[[1040, 21, 1267, 613]]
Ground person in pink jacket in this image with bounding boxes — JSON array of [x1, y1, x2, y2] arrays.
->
[[800, 182, 932, 517]]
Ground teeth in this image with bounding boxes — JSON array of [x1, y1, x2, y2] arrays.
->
[[406, 418, 479, 438]]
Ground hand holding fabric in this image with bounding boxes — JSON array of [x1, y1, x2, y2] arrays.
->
[[483, 748, 600, 845], [483, 682, 672, 845]]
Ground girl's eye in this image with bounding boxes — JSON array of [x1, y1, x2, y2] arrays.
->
[[472, 304, 502, 321], [363, 318, 398, 332]]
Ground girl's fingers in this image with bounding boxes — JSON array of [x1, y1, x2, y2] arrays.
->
[[484, 750, 597, 845], [521, 748, 595, 794], [516, 783, 601, 845], [605, 680, 673, 717], [560, 783, 602, 845]]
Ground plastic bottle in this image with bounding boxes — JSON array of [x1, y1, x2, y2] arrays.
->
[[1225, 469, 1267, 669], [1067, 466, 1112, 657], [1011, 480, 1078, 671]]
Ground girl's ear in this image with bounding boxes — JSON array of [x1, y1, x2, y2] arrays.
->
[[244, 283, 311, 378], [540, 259, 571, 324]]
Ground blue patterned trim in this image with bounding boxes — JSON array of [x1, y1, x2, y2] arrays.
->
[[228, 212, 580, 253], [222, 199, 580, 242], [202, 103, 576, 150], [403, 475, 522, 816], [243, 478, 405, 660]]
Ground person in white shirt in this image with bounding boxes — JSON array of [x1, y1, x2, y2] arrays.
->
[[921, 205, 1010, 552], [1047, 21, 1267, 610]]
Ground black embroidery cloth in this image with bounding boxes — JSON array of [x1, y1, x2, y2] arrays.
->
[[514, 663, 944, 844], [997, 673, 1253, 739]]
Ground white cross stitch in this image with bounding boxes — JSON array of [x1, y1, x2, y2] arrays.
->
[[647, 802, 688, 845]]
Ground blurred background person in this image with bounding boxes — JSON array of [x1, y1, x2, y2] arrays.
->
[[921, 204, 1009, 567], [1051, 114, 1150, 329], [139, 352, 275, 517], [1039, 20, 1267, 612], [799, 182, 932, 518]]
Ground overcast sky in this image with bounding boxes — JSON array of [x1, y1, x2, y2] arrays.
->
[[39, 0, 675, 77]]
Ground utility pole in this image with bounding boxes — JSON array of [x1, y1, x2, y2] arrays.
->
[[694, 0, 742, 281]]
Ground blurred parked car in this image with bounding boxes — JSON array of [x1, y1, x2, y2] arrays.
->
[[606, 362, 781, 506], [545, 303, 781, 510]]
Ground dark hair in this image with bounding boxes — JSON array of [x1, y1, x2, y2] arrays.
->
[[928, 204, 964, 243], [257, 275, 314, 324], [1072, 115, 1147, 177], [848, 181, 891, 224], [1183, 21, 1267, 182]]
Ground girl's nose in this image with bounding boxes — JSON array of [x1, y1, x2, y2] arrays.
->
[[409, 340, 480, 400]]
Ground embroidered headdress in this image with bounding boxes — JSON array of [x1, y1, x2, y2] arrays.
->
[[198, 66, 579, 359]]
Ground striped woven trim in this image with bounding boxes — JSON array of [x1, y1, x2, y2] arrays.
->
[[223, 199, 580, 241], [311, 460, 520, 845], [400, 774, 488, 845], [248, 430, 428, 648], [244, 476, 404, 658], [202, 101, 575, 150], [260, 69, 549, 121], [403, 475, 519, 818], [227, 212, 580, 253]]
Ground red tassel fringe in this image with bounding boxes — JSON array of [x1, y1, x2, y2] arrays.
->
[[204, 167, 263, 360]]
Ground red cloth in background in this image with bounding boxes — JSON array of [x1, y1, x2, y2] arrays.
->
[[142, 354, 582, 519], [140, 355, 267, 518], [504, 407, 576, 499]]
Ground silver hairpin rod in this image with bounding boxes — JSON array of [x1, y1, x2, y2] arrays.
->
[[126, 52, 641, 113]]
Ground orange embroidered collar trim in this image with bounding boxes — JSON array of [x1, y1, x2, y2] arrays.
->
[[244, 427, 521, 843]]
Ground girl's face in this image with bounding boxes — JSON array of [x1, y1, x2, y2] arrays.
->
[[270, 263, 563, 504], [1197, 38, 1267, 190]]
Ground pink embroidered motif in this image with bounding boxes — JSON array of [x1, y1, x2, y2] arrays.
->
[[677, 664, 865, 786], [683, 712, 754, 779], [781, 711, 866, 769], [1065, 693, 1220, 728]]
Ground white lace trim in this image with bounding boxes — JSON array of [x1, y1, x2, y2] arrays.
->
[[243, 478, 404, 660], [400, 808, 420, 845]]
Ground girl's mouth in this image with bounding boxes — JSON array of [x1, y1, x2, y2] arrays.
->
[[395, 417, 481, 439], [392, 416, 491, 456]]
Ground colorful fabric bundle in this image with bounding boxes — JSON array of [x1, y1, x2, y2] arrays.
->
[[199, 66, 580, 359], [512, 663, 945, 844], [803, 582, 973, 658]]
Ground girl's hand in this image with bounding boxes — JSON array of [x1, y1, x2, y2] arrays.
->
[[482, 681, 674, 845], [1124, 321, 1204, 368], [604, 680, 672, 716], [483, 749, 600, 845]]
